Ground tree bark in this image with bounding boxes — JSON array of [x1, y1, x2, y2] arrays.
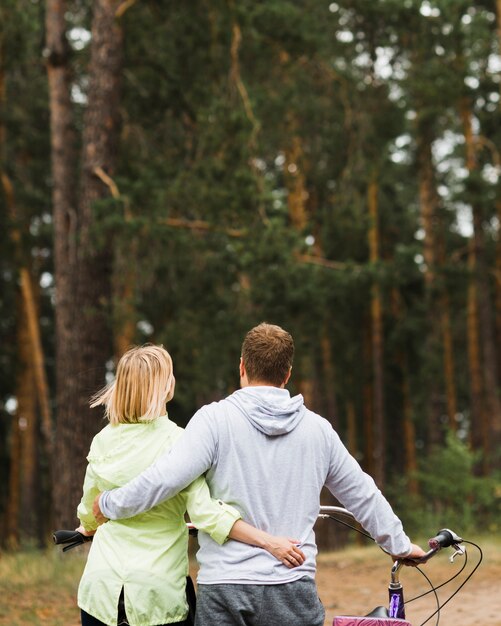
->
[[495, 0, 501, 388], [114, 206, 137, 358], [5, 293, 39, 547], [47, 0, 123, 527], [367, 174, 385, 487], [415, 114, 458, 444], [401, 366, 418, 495], [17, 295, 39, 541], [390, 289, 418, 495], [467, 240, 489, 472], [285, 134, 308, 231], [362, 323, 375, 477], [460, 98, 501, 464], [5, 414, 21, 548], [440, 290, 457, 431], [345, 400, 358, 458], [320, 328, 339, 428]]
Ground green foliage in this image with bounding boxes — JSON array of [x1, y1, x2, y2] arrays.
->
[[388, 432, 501, 535]]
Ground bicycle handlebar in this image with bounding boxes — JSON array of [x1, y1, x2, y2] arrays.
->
[[428, 528, 463, 550], [318, 506, 464, 564], [54, 508, 465, 563]]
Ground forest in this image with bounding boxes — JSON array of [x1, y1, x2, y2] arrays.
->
[[1, 0, 501, 549]]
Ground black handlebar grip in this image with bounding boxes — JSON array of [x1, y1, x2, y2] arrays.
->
[[428, 529, 455, 550], [53, 529, 92, 546], [53, 530, 84, 545]]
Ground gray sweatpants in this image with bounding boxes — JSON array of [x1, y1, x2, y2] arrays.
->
[[194, 577, 325, 626]]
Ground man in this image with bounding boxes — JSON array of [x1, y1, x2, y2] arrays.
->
[[95, 322, 425, 626]]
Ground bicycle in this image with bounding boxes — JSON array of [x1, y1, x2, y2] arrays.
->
[[318, 506, 482, 626], [54, 508, 482, 626]]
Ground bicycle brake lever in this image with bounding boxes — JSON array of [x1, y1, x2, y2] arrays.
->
[[62, 541, 84, 552], [449, 543, 466, 562]]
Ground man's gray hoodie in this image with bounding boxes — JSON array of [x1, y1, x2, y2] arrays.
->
[[100, 386, 411, 584]]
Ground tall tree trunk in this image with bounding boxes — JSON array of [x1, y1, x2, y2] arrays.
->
[[495, 0, 501, 389], [46, 0, 78, 529], [285, 134, 308, 231], [440, 290, 457, 431], [416, 115, 440, 446], [47, 0, 123, 527], [401, 367, 418, 495], [367, 174, 385, 487], [17, 294, 39, 541], [362, 323, 375, 476], [5, 292, 39, 547], [295, 354, 316, 410], [436, 220, 458, 432], [467, 240, 489, 473], [114, 276, 136, 358], [283, 130, 318, 411], [113, 203, 137, 359], [5, 414, 21, 548], [345, 399, 358, 457], [415, 114, 458, 444], [471, 206, 501, 458], [461, 98, 501, 463], [320, 327, 338, 428], [495, 194, 501, 377], [390, 289, 418, 495]]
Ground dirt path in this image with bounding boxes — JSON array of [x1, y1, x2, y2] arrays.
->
[[316, 542, 500, 626]]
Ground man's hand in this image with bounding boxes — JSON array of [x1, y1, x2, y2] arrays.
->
[[92, 493, 109, 525], [398, 542, 427, 566]]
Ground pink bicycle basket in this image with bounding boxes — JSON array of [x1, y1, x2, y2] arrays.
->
[[333, 617, 412, 626]]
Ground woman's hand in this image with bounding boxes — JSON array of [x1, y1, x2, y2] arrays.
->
[[228, 520, 305, 567], [75, 524, 96, 537], [262, 536, 306, 569]]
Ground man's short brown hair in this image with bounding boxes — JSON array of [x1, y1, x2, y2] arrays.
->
[[241, 323, 294, 386]]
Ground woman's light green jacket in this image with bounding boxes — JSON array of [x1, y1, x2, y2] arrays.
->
[[77, 415, 241, 626]]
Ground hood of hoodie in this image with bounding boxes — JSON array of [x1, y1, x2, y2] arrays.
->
[[226, 386, 305, 436]]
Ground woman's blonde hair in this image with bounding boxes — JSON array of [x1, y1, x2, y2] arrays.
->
[[90, 344, 175, 425]]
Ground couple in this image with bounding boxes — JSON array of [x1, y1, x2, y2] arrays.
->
[[77, 322, 425, 626]]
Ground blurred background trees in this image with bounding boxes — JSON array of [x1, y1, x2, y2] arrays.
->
[[1, 0, 501, 545]]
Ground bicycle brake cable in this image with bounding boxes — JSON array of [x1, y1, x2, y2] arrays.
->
[[407, 549, 468, 603], [409, 564, 441, 626], [325, 514, 373, 540], [414, 540, 483, 626]]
